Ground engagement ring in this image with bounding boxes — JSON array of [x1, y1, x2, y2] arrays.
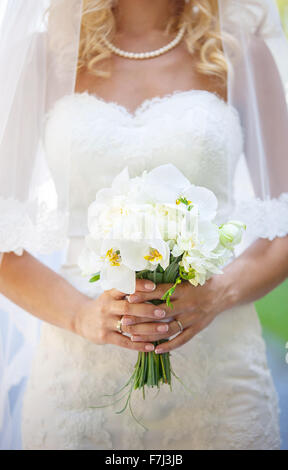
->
[[116, 317, 123, 334], [175, 319, 184, 333]]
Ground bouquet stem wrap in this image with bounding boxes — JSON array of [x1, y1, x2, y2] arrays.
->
[[134, 256, 182, 392]]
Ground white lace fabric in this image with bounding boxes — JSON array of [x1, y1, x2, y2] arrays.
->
[[20, 90, 282, 450], [0, 197, 68, 256], [232, 192, 288, 241]]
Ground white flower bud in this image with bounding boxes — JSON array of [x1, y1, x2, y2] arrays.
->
[[219, 220, 246, 248]]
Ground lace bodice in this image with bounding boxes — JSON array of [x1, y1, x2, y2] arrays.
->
[[44, 90, 244, 241]]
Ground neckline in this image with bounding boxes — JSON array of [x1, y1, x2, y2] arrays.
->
[[72, 88, 233, 119]]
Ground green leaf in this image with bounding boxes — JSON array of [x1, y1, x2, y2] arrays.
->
[[89, 272, 100, 283], [163, 261, 179, 283], [136, 270, 164, 284], [156, 265, 165, 273]]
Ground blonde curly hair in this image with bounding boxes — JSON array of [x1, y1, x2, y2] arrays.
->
[[77, 0, 229, 83]]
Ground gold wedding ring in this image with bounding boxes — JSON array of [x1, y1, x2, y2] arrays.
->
[[175, 319, 184, 333], [116, 317, 123, 334]]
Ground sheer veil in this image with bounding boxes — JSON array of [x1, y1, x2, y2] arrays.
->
[[0, 0, 287, 449], [0, 0, 82, 448]]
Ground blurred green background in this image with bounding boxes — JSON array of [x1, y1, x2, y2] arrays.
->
[[257, 2, 288, 336], [276, 0, 288, 37], [254, 0, 288, 451], [256, 278, 288, 341]]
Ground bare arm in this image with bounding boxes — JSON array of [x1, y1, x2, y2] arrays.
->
[[0, 250, 162, 352], [0, 250, 88, 333], [223, 235, 288, 306]]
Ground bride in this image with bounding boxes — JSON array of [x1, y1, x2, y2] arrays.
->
[[0, 0, 287, 450]]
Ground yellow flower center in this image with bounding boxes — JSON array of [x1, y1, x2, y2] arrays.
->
[[105, 248, 121, 266], [144, 248, 162, 263], [176, 197, 192, 206]]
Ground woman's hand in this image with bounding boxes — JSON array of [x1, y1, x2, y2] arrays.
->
[[73, 236, 288, 354], [120, 274, 236, 354], [73, 278, 179, 352]]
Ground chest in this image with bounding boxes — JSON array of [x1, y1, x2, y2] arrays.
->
[[75, 47, 226, 115]]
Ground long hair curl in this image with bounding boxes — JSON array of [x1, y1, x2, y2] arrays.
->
[[77, 0, 230, 83]]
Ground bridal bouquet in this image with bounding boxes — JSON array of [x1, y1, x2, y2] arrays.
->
[[78, 164, 246, 426]]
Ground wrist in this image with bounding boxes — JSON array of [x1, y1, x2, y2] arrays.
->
[[70, 294, 96, 337], [67, 292, 92, 336], [220, 260, 245, 310], [222, 272, 240, 311], [208, 270, 239, 316]]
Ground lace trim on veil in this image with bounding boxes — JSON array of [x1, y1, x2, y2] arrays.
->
[[0, 197, 68, 256], [232, 192, 288, 241]]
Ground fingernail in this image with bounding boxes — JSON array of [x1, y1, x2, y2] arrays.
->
[[154, 309, 166, 318], [128, 295, 138, 303], [121, 318, 134, 325], [131, 336, 141, 341], [145, 344, 155, 351], [157, 324, 169, 332], [155, 348, 164, 354], [145, 281, 156, 291]]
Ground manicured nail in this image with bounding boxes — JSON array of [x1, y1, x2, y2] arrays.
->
[[128, 295, 138, 303], [154, 309, 166, 318], [157, 324, 169, 333], [145, 281, 156, 291], [121, 318, 134, 325], [145, 344, 155, 351], [131, 336, 142, 341], [155, 348, 164, 354]]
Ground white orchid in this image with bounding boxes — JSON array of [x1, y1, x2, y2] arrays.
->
[[78, 236, 134, 290], [119, 237, 170, 272], [180, 250, 224, 287], [78, 164, 245, 297], [78, 234, 170, 294], [153, 202, 194, 242], [94, 167, 130, 205], [142, 164, 218, 222], [78, 246, 103, 277], [181, 185, 218, 221], [172, 218, 219, 257], [196, 220, 220, 253]]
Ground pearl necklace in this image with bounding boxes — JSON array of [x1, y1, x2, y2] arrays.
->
[[102, 25, 186, 60]]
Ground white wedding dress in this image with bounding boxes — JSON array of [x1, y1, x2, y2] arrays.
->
[[21, 90, 282, 450]]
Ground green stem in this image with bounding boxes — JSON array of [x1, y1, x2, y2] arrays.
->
[[91, 258, 190, 429], [159, 353, 168, 384]]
